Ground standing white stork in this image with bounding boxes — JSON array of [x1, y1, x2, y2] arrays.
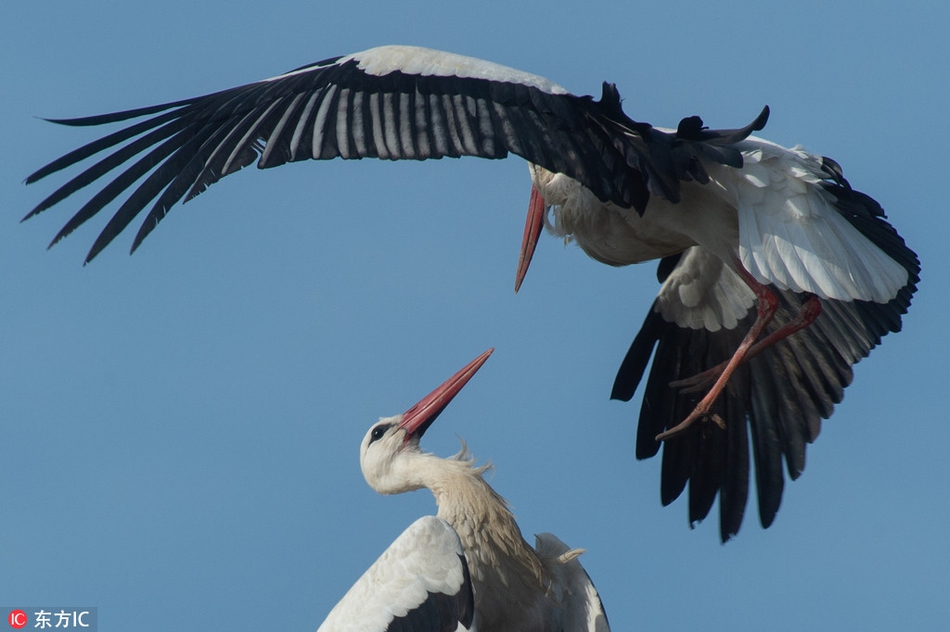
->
[[23, 45, 919, 540], [318, 348, 610, 632]]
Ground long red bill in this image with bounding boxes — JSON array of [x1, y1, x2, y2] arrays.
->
[[514, 185, 546, 294], [398, 348, 495, 438]]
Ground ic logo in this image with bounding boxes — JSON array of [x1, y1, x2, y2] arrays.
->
[[7, 610, 27, 629]]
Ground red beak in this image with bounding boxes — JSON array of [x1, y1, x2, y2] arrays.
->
[[515, 185, 546, 293], [398, 348, 494, 438]]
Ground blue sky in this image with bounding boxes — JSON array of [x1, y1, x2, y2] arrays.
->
[[2, 2, 948, 629]]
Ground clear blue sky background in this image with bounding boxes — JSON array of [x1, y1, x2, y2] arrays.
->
[[3, 2, 947, 630]]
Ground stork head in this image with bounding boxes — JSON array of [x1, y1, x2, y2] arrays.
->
[[360, 348, 494, 495]]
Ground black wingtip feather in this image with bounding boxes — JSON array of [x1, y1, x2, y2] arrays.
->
[[753, 105, 770, 131], [598, 82, 624, 117], [39, 97, 197, 128], [25, 107, 188, 188], [611, 305, 666, 402]]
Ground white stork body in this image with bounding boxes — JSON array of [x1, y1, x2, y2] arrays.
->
[[25, 45, 919, 540], [318, 349, 610, 632], [534, 138, 907, 302]]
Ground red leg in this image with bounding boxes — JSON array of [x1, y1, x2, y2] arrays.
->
[[656, 265, 783, 442], [671, 293, 823, 395]]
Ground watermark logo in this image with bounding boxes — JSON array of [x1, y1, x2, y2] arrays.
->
[[7, 611, 26, 630], [3, 608, 97, 631]]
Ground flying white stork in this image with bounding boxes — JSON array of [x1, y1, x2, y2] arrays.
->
[[318, 348, 610, 632], [24, 45, 919, 540]]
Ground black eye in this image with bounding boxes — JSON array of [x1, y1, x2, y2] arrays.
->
[[369, 424, 390, 445]]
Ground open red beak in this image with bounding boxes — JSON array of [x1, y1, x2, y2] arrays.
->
[[515, 185, 546, 293], [398, 348, 494, 439]]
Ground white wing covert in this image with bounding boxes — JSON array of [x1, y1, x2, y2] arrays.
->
[[318, 516, 475, 632], [654, 246, 755, 332], [717, 139, 908, 303]]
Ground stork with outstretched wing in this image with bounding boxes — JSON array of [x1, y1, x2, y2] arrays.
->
[[25, 45, 919, 540]]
